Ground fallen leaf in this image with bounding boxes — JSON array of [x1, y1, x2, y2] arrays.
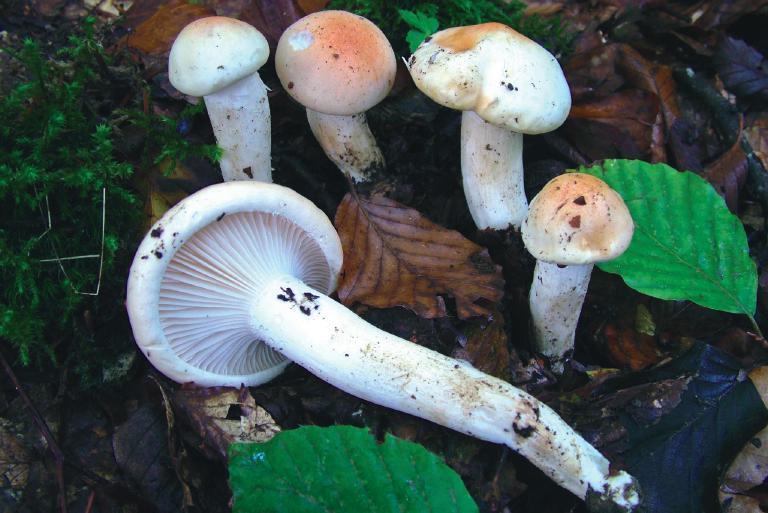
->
[[745, 117, 768, 170], [714, 37, 768, 102], [561, 343, 768, 513], [173, 386, 280, 461], [122, 0, 214, 56], [673, 0, 768, 31], [0, 423, 30, 490], [240, 0, 305, 49], [601, 323, 663, 371], [721, 424, 768, 494], [703, 135, 748, 213], [295, 0, 329, 14], [113, 403, 185, 513], [459, 311, 510, 381], [133, 157, 220, 232], [334, 192, 504, 320]]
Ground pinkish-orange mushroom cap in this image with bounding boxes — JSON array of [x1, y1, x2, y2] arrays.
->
[[275, 11, 396, 116]]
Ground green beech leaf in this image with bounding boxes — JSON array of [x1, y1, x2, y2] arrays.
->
[[578, 159, 756, 315], [229, 425, 478, 513]]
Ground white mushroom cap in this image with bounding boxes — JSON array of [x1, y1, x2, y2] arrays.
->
[[274, 10, 396, 116], [408, 22, 571, 134], [126, 182, 343, 386], [521, 173, 634, 265], [168, 16, 269, 98]]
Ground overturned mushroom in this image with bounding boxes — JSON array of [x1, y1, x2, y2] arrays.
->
[[169, 17, 271, 182], [522, 173, 634, 372], [126, 181, 640, 510], [407, 23, 571, 230], [275, 11, 396, 182]]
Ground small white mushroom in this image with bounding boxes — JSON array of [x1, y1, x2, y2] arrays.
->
[[407, 23, 571, 230], [126, 181, 640, 510], [169, 17, 271, 182], [522, 173, 634, 372], [274, 11, 396, 182]]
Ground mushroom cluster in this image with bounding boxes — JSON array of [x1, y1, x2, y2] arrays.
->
[[149, 13, 642, 511], [407, 23, 571, 230], [127, 181, 639, 511]]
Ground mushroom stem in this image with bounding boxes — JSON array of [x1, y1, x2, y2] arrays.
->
[[203, 72, 271, 182], [251, 274, 640, 511], [461, 111, 526, 230], [529, 261, 593, 372], [306, 109, 384, 183]]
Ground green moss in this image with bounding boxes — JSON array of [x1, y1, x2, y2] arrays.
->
[[0, 18, 216, 388], [328, 0, 573, 56]]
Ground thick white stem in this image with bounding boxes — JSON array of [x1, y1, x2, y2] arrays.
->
[[306, 109, 384, 183], [529, 261, 593, 372], [203, 73, 271, 182], [251, 274, 639, 510], [461, 110, 526, 230]]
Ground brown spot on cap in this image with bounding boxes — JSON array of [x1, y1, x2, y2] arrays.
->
[[569, 215, 581, 228]]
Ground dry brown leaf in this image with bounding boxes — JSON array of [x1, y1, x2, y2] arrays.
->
[[602, 323, 663, 371], [122, 0, 213, 56], [173, 386, 280, 461], [334, 192, 504, 320], [719, 421, 768, 510], [296, 0, 330, 14]]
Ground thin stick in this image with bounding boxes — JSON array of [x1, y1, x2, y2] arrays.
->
[[0, 351, 67, 513]]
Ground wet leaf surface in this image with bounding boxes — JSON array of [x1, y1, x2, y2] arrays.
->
[[557, 343, 768, 513]]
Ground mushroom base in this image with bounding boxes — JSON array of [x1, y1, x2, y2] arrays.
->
[[529, 260, 592, 373], [204, 73, 271, 182], [250, 274, 640, 510], [461, 110, 526, 230], [306, 109, 384, 183]]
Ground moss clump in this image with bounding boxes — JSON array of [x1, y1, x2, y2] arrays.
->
[[0, 18, 216, 388]]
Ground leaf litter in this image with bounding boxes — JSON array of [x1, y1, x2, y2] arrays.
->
[[3, 0, 768, 512]]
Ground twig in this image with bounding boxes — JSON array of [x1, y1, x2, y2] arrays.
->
[[0, 350, 67, 513]]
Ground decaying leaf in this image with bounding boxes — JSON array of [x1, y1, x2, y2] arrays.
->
[[703, 136, 748, 213], [240, 0, 305, 48], [173, 386, 280, 461], [0, 422, 30, 490], [122, 0, 213, 56], [558, 343, 768, 513], [601, 324, 663, 371], [744, 117, 768, 171], [113, 403, 185, 513], [714, 37, 768, 101], [133, 158, 220, 231], [459, 310, 510, 381], [334, 192, 504, 319]]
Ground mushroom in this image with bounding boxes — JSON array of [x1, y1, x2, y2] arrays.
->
[[407, 23, 571, 230], [169, 16, 271, 182], [521, 173, 634, 372], [126, 181, 640, 510], [274, 11, 396, 183]]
